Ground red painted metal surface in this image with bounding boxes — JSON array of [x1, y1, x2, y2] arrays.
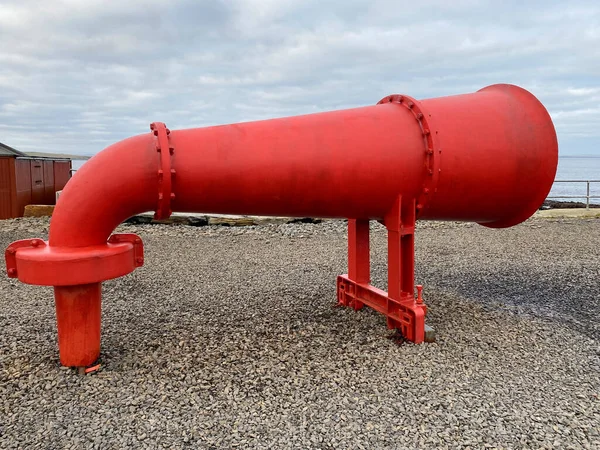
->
[[30, 160, 44, 205], [43, 160, 55, 205], [0, 158, 13, 219], [4, 84, 558, 367], [14, 159, 32, 217], [0, 158, 70, 219], [6, 234, 143, 286], [53, 160, 71, 193], [54, 283, 102, 367], [151, 122, 174, 220]]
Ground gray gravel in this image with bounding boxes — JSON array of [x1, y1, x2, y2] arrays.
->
[[0, 216, 599, 449]]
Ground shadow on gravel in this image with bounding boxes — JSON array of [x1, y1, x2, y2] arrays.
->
[[421, 265, 599, 341]]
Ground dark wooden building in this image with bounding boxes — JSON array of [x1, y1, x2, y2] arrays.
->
[[0, 142, 72, 219]]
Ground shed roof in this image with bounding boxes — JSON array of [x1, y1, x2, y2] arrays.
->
[[0, 142, 26, 157]]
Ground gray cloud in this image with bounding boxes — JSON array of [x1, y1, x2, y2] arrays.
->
[[0, 0, 598, 155]]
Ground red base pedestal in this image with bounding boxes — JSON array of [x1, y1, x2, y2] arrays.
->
[[54, 283, 101, 367], [337, 275, 426, 343]]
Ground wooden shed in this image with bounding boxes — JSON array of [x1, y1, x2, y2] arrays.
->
[[0, 142, 72, 219]]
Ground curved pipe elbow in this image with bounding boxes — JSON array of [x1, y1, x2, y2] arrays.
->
[[49, 133, 158, 248]]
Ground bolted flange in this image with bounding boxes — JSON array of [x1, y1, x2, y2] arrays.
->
[[377, 94, 442, 218], [151, 122, 174, 220], [5, 234, 144, 286]]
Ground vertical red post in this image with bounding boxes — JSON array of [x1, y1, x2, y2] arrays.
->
[[385, 196, 416, 300], [401, 202, 416, 296], [54, 283, 102, 367], [348, 219, 370, 284], [347, 219, 370, 310], [385, 197, 402, 300]]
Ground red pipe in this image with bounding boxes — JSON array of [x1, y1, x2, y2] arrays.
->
[[5, 84, 558, 367]]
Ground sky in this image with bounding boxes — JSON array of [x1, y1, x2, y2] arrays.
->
[[0, 0, 598, 157]]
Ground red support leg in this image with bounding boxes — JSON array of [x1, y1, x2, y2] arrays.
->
[[54, 283, 102, 367], [385, 197, 403, 300], [383, 197, 425, 342], [348, 219, 370, 284], [340, 219, 370, 310], [337, 197, 429, 343]]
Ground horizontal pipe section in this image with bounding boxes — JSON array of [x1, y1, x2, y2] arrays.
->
[[50, 84, 557, 248]]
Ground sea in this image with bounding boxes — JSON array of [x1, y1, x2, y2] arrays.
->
[[71, 156, 600, 205], [549, 156, 600, 205]]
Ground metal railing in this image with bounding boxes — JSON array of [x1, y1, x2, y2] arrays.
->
[[547, 180, 600, 209]]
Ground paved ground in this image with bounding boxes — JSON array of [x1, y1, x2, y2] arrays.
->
[[535, 208, 600, 219], [0, 217, 598, 449]]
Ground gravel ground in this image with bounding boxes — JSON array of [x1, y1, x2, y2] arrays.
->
[[0, 216, 598, 449]]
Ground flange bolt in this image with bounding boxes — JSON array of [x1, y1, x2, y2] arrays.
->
[[416, 285, 424, 304]]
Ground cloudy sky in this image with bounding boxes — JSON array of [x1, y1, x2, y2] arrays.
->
[[0, 0, 598, 157]]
